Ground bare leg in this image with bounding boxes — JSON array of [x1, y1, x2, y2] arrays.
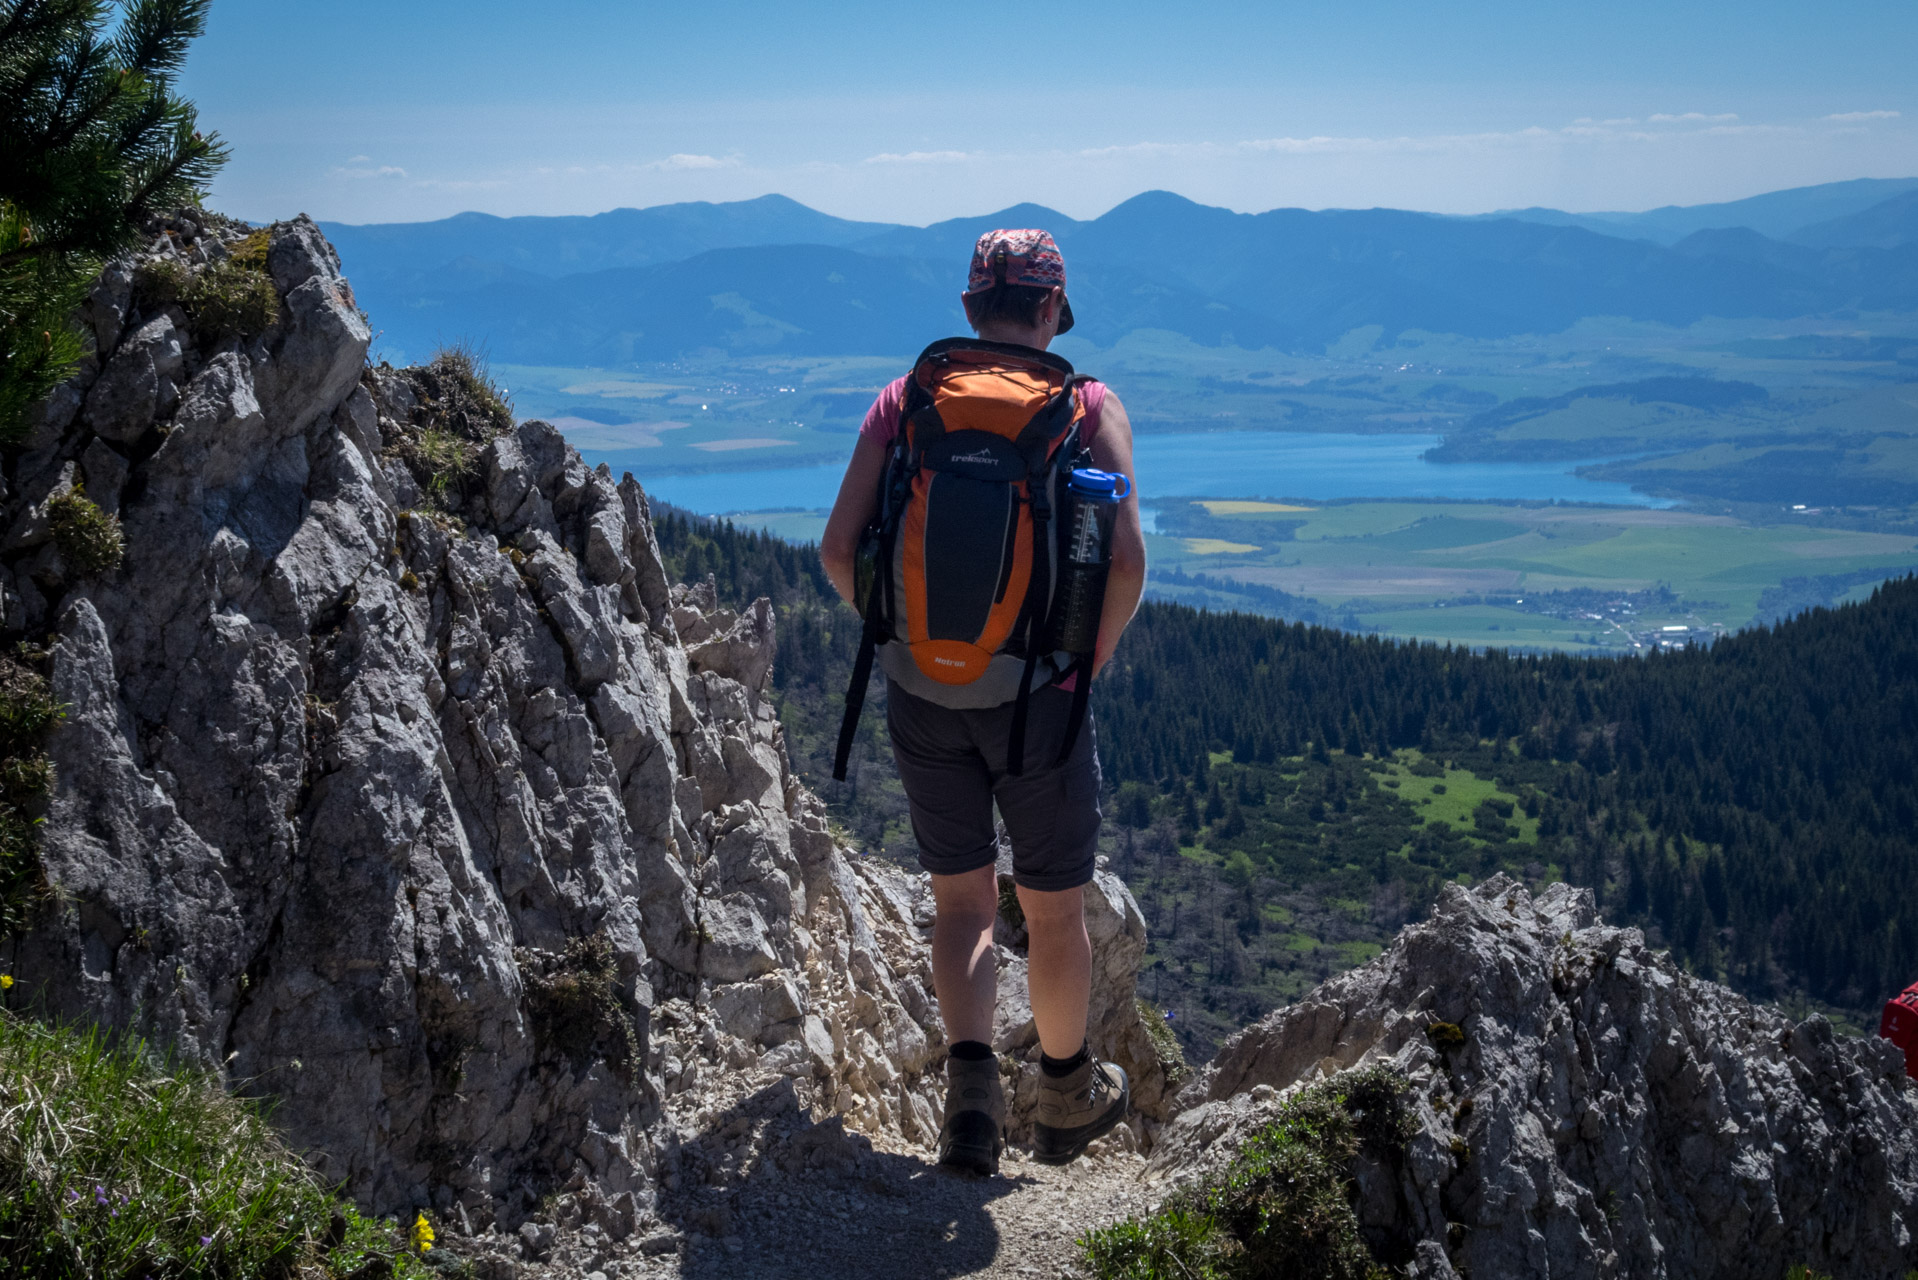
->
[[930, 865, 1000, 1046], [1016, 884, 1091, 1059]]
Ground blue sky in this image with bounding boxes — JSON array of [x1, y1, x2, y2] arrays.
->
[[185, 0, 1917, 226]]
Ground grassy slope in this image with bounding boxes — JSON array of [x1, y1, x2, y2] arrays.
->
[[0, 1009, 429, 1279]]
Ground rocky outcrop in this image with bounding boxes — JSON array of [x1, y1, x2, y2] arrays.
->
[[1155, 877, 1918, 1280], [0, 213, 1167, 1240]]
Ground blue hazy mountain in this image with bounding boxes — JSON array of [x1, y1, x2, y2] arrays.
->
[[1788, 188, 1918, 250], [1478, 177, 1918, 245], [329, 181, 1918, 364], [1061, 191, 1858, 341], [849, 203, 1083, 260], [323, 193, 898, 284], [381, 244, 955, 366]]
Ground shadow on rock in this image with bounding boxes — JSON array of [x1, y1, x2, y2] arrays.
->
[[656, 1080, 1026, 1279]]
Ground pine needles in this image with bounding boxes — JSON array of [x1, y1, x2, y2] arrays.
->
[[0, 0, 229, 440]]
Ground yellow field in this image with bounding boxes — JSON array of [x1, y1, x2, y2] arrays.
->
[[1181, 537, 1261, 554], [1199, 500, 1314, 515]]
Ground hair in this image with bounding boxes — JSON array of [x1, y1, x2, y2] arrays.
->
[[965, 283, 1052, 330]]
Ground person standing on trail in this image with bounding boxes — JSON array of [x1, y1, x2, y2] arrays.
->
[[821, 229, 1147, 1175]]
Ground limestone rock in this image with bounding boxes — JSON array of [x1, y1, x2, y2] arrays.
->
[[1155, 877, 1918, 1279], [81, 312, 183, 443]]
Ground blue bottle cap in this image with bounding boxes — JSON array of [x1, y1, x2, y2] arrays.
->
[[1067, 468, 1131, 502]]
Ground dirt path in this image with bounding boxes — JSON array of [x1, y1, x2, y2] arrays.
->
[[662, 1144, 1154, 1280], [472, 1135, 1160, 1280]]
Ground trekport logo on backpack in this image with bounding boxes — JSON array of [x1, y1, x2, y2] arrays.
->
[[950, 448, 1000, 467]]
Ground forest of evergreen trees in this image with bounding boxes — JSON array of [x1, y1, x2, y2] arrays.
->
[[652, 504, 1918, 1049]]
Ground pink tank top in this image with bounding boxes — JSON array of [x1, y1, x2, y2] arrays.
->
[[858, 376, 1108, 448]]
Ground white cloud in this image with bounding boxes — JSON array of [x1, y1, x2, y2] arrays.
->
[[1824, 110, 1900, 122], [331, 162, 407, 180], [645, 153, 738, 170], [1076, 141, 1205, 159], [1239, 127, 1555, 155], [862, 150, 973, 165], [411, 176, 508, 192], [346, 154, 373, 163], [1648, 112, 1739, 123]]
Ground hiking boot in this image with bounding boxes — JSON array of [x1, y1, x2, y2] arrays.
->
[[937, 1051, 1005, 1176], [1032, 1055, 1129, 1165]]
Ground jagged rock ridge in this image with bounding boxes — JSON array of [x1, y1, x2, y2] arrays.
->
[[0, 212, 1171, 1239], [1156, 877, 1918, 1279]]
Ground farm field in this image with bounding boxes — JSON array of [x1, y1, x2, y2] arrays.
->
[[1147, 497, 1918, 649]]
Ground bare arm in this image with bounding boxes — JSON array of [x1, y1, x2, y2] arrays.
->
[[1087, 392, 1145, 676], [820, 432, 888, 608]]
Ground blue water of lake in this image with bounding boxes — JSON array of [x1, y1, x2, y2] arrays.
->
[[584, 431, 1670, 519]]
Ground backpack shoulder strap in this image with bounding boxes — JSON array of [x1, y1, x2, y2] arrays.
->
[[833, 373, 917, 782]]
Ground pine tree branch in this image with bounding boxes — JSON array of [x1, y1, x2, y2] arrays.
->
[[112, 0, 207, 81]]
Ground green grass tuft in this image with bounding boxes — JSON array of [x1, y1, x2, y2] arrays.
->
[[1135, 999, 1192, 1089], [1080, 1065, 1415, 1280], [517, 930, 642, 1080], [392, 345, 515, 509], [0, 1010, 430, 1278], [996, 875, 1025, 933], [132, 241, 280, 345], [0, 656, 59, 938], [47, 486, 123, 577], [185, 259, 279, 342]]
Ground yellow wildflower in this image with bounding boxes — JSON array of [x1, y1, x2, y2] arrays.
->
[[412, 1212, 435, 1253], [0, 974, 13, 989]]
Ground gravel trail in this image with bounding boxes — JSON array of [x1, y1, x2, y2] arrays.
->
[[467, 1134, 1160, 1280]]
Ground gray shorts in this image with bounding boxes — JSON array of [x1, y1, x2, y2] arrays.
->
[[885, 678, 1102, 892]]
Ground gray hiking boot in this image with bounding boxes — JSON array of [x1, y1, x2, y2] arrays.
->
[[937, 1052, 1005, 1176], [1032, 1055, 1129, 1165]]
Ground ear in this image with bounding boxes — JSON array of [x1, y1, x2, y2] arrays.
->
[[961, 292, 982, 328], [1044, 286, 1066, 328]]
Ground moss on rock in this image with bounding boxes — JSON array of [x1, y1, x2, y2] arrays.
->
[[47, 485, 123, 576], [1080, 1065, 1414, 1280]]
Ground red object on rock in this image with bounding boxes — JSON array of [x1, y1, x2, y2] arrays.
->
[[1883, 982, 1918, 1081]]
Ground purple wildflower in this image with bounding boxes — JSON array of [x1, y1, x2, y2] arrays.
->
[[65, 1189, 79, 1202], [200, 1236, 212, 1248]]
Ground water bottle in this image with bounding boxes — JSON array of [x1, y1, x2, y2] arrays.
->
[[1052, 467, 1131, 654]]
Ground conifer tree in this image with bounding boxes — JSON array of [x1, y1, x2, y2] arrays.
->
[[0, 0, 226, 441]]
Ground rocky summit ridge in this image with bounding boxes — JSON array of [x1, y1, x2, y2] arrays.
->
[[1160, 877, 1918, 1279], [2, 214, 1915, 1280]]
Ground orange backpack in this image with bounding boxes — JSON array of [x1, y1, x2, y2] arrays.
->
[[834, 338, 1096, 780]]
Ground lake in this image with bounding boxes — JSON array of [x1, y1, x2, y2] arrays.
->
[[587, 431, 1670, 523]]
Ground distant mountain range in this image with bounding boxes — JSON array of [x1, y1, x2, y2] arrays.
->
[[321, 179, 1918, 365], [1473, 176, 1918, 245]]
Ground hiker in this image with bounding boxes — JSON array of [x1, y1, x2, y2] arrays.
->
[[821, 229, 1147, 1175]]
